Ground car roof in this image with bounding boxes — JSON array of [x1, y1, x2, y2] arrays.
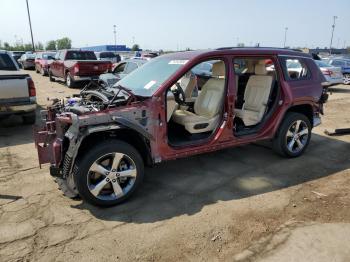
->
[[162, 48, 312, 61]]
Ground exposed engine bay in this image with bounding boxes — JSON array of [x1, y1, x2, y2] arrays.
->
[[49, 73, 138, 115]]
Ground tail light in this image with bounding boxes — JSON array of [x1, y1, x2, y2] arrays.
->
[[27, 77, 36, 97], [322, 69, 332, 76], [73, 64, 79, 74]]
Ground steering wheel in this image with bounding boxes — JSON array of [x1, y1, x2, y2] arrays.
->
[[172, 83, 186, 104]]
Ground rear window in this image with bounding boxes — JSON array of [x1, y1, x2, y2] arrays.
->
[[100, 52, 116, 58], [331, 60, 346, 67], [66, 51, 97, 60], [280, 57, 311, 81], [25, 54, 36, 59], [42, 52, 55, 59], [0, 54, 17, 70]]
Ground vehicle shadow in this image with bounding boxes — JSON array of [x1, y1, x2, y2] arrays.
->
[[0, 105, 44, 148], [329, 86, 350, 93], [72, 133, 350, 224], [52, 78, 86, 89]]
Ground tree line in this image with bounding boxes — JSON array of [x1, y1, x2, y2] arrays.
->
[[0, 37, 72, 51]]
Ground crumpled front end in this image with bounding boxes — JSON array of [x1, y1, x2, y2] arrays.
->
[[33, 108, 71, 169]]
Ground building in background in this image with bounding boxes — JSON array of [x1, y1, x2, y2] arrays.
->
[[80, 45, 137, 52]]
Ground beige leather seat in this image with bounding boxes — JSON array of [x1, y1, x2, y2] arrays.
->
[[172, 61, 225, 134], [180, 72, 197, 103], [235, 62, 273, 126], [166, 92, 177, 122], [166, 72, 197, 122]]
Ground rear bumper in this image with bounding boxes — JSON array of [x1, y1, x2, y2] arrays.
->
[[23, 62, 35, 68], [73, 75, 99, 81], [0, 103, 36, 116], [324, 75, 343, 85]]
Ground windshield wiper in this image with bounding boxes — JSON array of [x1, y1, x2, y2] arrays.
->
[[108, 84, 136, 106]]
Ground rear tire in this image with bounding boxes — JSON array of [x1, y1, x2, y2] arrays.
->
[[65, 72, 75, 88], [74, 140, 144, 207], [273, 112, 311, 158], [41, 66, 47, 76], [22, 112, 36, 125]]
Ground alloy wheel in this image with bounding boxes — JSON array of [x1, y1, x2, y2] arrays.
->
[[285, 120, 309, 154], [66, 75, 71, 86], [87, 152, 137, 201]]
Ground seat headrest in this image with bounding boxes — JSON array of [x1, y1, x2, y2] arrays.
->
[[212, 61, 225, 77], [255, 62, 267, 75]]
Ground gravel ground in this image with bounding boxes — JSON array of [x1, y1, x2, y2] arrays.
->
[[0, 70, 349, 262]]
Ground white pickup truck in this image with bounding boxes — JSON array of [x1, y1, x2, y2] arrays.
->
[[0, 50, 37, 124]]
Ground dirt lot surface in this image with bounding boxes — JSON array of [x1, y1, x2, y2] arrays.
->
[[0, 70, 350, 262]]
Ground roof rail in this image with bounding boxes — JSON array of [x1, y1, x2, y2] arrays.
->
[[216, 46, 304, 52]]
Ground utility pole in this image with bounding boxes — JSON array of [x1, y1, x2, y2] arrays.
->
[[25, 0, 35, 51], [283, 27, 288, 48], [329, 16, 338, 54], [113, 25, 117, 51]]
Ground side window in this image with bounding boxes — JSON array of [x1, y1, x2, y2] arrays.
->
[[332, 60, 344, 67], [233, 58, 276, 76], [55, 52, 60, 60], [282, 58, 310, 80], [124, 62, 138, 74], [59, 52, 65, 61]]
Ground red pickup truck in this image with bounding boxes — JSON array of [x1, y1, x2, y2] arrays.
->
[[48, 50, 112, 88]]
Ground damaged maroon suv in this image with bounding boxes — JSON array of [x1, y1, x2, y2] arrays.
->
[[34, 48, 328, 207]]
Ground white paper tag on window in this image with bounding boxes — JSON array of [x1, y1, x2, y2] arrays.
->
[[168, 60, 188, 65], [144, 80, 156, 90]]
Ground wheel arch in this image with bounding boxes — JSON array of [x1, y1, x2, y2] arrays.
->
[[285, 103, 314, 127], [77, 127, 153, 167]]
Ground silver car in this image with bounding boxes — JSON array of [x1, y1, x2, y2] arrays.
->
[[315, 60, 343, 86]]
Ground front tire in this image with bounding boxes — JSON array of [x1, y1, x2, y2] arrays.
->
[[273, 112, 311, 158], [74, 140, 144, 207], [48, 69, 55, 82]]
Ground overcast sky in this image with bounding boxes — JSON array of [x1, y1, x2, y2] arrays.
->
[[1, 0, 349, 50]]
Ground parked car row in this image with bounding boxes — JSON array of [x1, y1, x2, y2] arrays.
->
[[0, 50, 37, 124], [11, 49, 154, 88], [322, 57, 350, 85]]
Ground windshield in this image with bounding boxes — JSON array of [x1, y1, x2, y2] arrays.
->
[[0, 54, 17, 70], [315, 60, 331, 67], [117, 56, 187, 96]]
